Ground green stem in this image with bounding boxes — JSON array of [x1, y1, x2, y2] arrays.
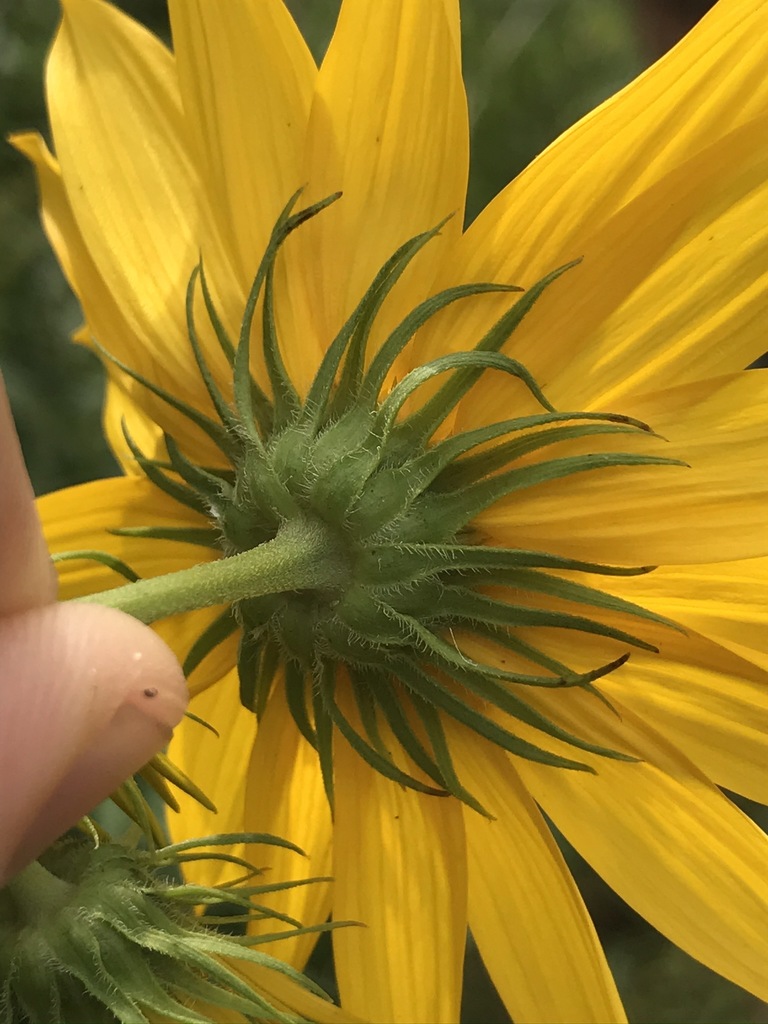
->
[[76, 517, 349, 625], [3, 860, 71, 920]]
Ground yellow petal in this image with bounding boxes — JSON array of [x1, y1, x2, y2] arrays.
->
[[102, 377, 164, 477], [244, 686, 333, 969], [166, 671, 256, 887], [477, 370, 768, 565], [162, 693, 359, 1024], [438, 0, 461, 62], [38, 476, 209, 595], [287, 0, 468, 381], [468, 604, 768, 806], [165, 0, 318, 402], [12, 126, 220, 465], [598, 630, 768, 805], [332, 733, 466, 1024], [47, 0, 227, 453], [438, 115, 768, 422], [454, 0, 768, 351], [448, 724, 625, 1024], [38, 476, 232, 691], [571, 146, 768, 410], [512, 689, 768, 1002], [9, 130, 81, 298], [49, 0, 191, 337], [167, 0, 315, 288], [609, 556, 768, 674]]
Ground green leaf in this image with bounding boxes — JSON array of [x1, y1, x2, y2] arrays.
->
[[363, 669, 448, 790], [460, 566, 680, 631], [261, 262, 302, 428], [411, 697, 491, 817], [313, 668, 336, 810], [164, 433, 229, 501], [234, 190, 341, 443], [396, 617, 636, 762], [157, 832, 303, 858], [199, 259, 274, 435], [137, 762, 180, 813], [431, 419, 652, 492]]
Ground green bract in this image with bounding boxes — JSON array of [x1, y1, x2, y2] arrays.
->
[[0, 830, 337, 1024], [76, 194, 683, 811]]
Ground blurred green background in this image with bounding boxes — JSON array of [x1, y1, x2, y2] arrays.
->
[[2, 1, 767, 1021]]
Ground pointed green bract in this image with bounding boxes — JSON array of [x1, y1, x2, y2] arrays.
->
[[92, 339, 237, 459], [52, 549, 141, 582], [375, 349, 556, 437], [320, 666, 446, 799], [360, 281, 522, 406], [138, 762, 182, 812], [182, 609, 238, 677], [398, 260, 579, 444], [314, 667, 336, 808], [285, 659, 318, 747], [0, 830, 340, 1024], [110, 524, 221, 549], [151, 751, 218, 812], [120, 421, 210, 515], [303, 219, 473, 430], [323, 222, 449, 416], [185, 266, 241, 435]]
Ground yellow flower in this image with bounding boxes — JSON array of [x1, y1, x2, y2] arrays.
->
[[13, 0, 768, 1021]]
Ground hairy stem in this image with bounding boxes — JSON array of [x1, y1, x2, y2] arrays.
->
[[76, 517, 348, 625]]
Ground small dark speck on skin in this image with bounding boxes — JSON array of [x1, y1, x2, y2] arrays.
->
[[143, 687, 159, 698]]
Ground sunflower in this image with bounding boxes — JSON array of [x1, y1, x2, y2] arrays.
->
[[13, 0, 768, 1021]]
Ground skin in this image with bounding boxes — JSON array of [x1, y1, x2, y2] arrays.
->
[[0, 376, 188, 884]]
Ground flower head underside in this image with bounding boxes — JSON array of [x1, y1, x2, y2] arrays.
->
[[86, 190, 689, 816]]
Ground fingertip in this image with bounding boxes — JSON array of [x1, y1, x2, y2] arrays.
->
[[0, 601, 189, 881], [65, 602, 189, 732], [0, 381, 59, 613]]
